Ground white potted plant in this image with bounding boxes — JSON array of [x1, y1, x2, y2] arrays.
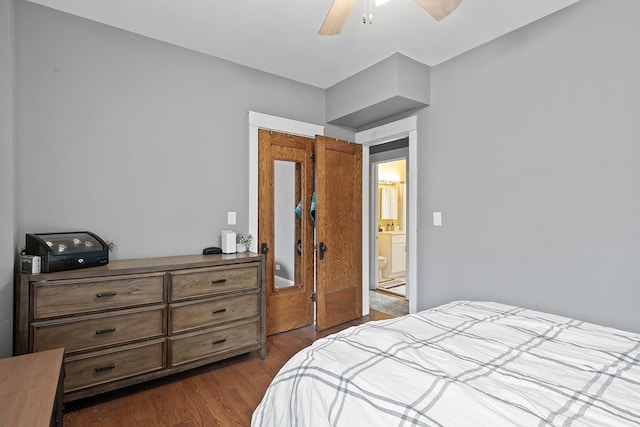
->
[[236, 233, 253, 253]]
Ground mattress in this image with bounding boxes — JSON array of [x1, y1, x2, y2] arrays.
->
[[252, 300, 640, 426]]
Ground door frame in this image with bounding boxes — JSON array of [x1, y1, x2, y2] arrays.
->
[[248, 112, 324, 253], [248, 112, 417, 317], [356, 116, 418, 315]]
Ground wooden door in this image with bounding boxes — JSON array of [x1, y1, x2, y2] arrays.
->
[[259, 130, 315, 335], [315, 135, 363, 331]]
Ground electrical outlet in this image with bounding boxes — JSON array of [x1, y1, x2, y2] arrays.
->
[[275, 264, 281, 271]]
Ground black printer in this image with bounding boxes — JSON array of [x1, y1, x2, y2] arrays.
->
[[25, 231, 109, 273]]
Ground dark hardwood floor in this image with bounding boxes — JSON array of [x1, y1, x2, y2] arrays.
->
[[63, 309, 392, 426]]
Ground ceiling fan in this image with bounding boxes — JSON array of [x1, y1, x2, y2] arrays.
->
[[319, 0, 462, 35]]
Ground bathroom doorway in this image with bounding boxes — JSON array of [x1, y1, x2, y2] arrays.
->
[[369, 139, 409, 316]]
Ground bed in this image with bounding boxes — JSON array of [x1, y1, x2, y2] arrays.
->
[[252, 300, 640, 426]]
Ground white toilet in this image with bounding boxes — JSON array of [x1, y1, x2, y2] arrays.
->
[[378, 256, 387, 282]]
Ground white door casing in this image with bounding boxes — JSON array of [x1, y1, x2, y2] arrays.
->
[[356, 116, 418, 315]]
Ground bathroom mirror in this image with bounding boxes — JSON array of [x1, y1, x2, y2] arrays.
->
[[273, 160, 299, 289], [380, 187, 398, 220]]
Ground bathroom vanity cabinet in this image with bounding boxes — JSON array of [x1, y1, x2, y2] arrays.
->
[[378, 232, 405, 279]]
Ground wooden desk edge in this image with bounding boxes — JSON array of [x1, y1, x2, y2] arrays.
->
[[0, 348, 64, 426]]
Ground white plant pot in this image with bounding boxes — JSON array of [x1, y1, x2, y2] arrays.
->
[[236, 243, 246, 253]]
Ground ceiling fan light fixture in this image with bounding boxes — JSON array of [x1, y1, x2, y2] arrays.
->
[[319, 0, 356, 35], [364, 0, 374, 24], [413, 0, 462, 21], [319, 0, 462, 35]]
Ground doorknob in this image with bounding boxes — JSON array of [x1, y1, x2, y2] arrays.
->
[[319, 242, 327, 260], [261, 242, 269, 254]]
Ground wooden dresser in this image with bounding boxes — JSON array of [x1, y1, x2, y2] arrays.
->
[[14, 253, 266, 402]]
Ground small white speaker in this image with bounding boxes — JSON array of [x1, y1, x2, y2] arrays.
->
[[221, 230, 236, 254]]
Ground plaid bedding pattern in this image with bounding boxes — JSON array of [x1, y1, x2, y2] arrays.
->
[[252, 301, 640, 426]]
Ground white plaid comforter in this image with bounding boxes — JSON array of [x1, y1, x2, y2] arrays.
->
[[252, 301, 640, 426]]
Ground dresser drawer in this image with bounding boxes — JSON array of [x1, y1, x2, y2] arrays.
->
[[170, 264, 259, 301], [169, 321, 258, 367], [170, 293, 258, 334], [33, 273, 166, 319], [64, 339, 165, 393], [32, 305, 166, 354]]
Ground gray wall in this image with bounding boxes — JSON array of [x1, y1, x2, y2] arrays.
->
[[0, 0, 334, 356], [0, 0, 16, 358], [4, 0, 640, 358], [418, 0, 640, 332], [15, 0, 327, 262]]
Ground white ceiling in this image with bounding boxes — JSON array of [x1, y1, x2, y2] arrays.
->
[[26, 0, 582, 89]]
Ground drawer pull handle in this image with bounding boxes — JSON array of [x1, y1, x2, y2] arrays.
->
[[96, 291, 117, 298], [212, 308, 227, 314], [212, 338, 227, 345], [96, 328, 116, 335], [95, 363, 115, 373], [211, 279, 227, 285]]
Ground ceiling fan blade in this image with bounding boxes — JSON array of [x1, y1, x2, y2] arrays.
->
[[413, 0, 462, 21], [319, 0, 356, 36]]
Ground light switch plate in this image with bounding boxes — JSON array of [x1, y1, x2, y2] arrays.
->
[[433, 212, 442, 226], [227, 211, 236, 225]]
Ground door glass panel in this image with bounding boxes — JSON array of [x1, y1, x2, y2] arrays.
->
[[274, 160, 299, 289]]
